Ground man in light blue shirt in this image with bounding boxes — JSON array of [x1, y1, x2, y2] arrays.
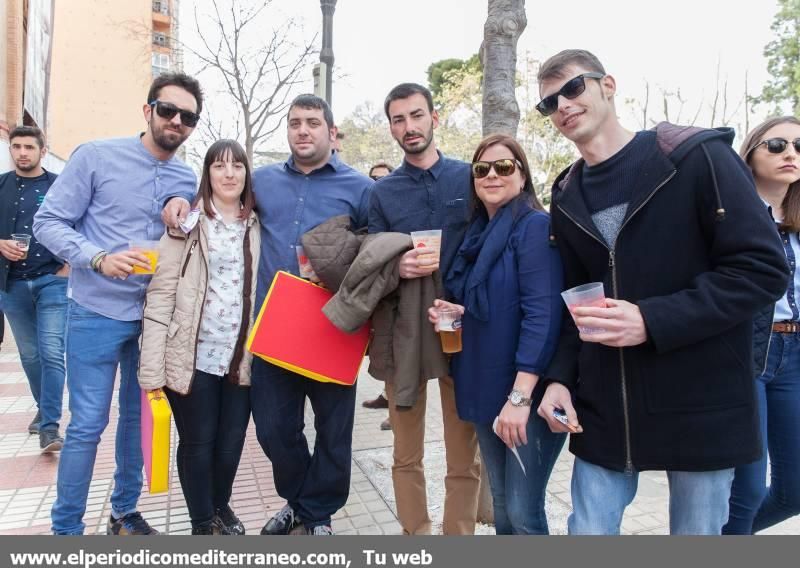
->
[[33, 72, 202, 536]]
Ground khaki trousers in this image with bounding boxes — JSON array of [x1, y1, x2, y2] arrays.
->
[[386, 376, 480, 534]]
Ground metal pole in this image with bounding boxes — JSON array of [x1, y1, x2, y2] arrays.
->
[[319, 0, 337, 105]]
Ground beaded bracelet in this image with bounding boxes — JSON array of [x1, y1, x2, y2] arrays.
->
[[91, 251, 108, 273]]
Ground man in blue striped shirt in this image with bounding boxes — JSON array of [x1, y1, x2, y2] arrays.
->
[[34, 72, 202, 536]]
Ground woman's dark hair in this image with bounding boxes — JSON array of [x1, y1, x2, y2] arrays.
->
[[740, 116, 800, 233], [194, 139, 255, 220], [469, 133, 544, 218]]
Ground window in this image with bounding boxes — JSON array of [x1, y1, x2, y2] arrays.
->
[[153, 1, 169, 15], [152, 32, 168, 47], [152, 53, 170, 77]]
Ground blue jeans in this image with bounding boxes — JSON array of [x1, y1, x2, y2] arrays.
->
[[250, 358, 356, 528], [0, 274, 68, 431], [569, 457, 734, 534], [166, 371, 251, 528], [724, 333, 800, 534], [474, 414, 566, 534], [51, 301, 143, 535]]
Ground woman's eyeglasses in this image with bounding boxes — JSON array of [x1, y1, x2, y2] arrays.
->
[[750, 137, 800, 155], [471, 158, 521, 179]]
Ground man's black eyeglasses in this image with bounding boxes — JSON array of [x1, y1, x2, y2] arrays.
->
[[148, 100, 201, 128], [535, 72, 605, 117], [749, 138, 800, 156]]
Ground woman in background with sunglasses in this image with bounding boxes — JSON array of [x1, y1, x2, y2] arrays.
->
[[724, 116, 800, 534], [428, 133, 566, 534]]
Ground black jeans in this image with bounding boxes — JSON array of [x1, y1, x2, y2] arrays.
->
[[250, 359, 356, 528], [166, 370, 251, 527]]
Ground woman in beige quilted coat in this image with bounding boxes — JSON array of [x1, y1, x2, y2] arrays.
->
[[139, 139, 259, 535]]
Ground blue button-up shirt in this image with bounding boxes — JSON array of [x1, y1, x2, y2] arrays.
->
[[33, 135, 196, 321], [368, 151, 471, 276], [774, 225, 800, 322], [253, 151, 372, 307], [762, 200, 800, 322]]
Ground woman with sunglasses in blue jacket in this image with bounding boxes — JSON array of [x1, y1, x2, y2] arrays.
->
[[724, 116, 800, 534], [429, 133, 566, 534]]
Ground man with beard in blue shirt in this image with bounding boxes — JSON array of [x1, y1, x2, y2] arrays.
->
[[368, 83, 480, 535]]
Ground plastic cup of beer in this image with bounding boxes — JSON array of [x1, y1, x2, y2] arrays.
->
[[410, 230, 442, 264], [435, 306, 463, 354], [561, 282, 607, 335], [11, 234, 31, 260], [128, 240, 160, 274]]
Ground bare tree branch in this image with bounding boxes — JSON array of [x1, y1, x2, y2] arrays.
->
[[139, 0, 319, 164]]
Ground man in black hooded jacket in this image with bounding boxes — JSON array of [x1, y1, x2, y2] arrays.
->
[[534, 49, 789, 535]]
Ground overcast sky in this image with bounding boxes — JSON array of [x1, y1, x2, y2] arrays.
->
[[182, 0, 781, 151]]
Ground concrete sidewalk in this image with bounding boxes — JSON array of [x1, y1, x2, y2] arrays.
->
[[0, 321, 797, 535]]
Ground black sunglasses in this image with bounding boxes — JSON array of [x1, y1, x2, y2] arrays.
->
[[148, 100, 200, 128], [472, 158, 521, 179], [751, 137, 800, 155], [536, 72, 605, 116]]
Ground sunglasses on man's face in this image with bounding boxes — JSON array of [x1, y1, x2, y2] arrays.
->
[[471, 158, 521, 179], [752, 138, 800, 155], [149, 100, 201, 128], [535, 72, 605, 117]]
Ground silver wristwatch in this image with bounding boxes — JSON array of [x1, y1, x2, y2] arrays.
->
[[508, 389, 532, 407]]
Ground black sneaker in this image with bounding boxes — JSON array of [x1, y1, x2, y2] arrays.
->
[[107, 512, 159, 535], [306, 524, 333, 535], [28, 410, 41, 435], [215, 504, 245, 535], [40, 429, 63, 453], [260, 504, 301, 535], [192, 518, 228, 535]]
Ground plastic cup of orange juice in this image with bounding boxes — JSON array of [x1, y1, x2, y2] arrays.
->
[[128, 240, 160, 274]]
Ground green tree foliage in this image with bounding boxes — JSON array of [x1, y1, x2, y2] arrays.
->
[[516, 56, 578, 204], [435, 63, 484, 161], [427, 54, 482, 99], [757, 0, 800, 115], [337, 102, 404, 174]]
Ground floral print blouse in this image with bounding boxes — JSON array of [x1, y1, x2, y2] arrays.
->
[[195, 210, 246, 376]]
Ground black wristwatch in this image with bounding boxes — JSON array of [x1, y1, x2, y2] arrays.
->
[[508, 389, 532, 407]]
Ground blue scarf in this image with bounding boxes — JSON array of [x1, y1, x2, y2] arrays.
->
[[445, 196, 534, 321]]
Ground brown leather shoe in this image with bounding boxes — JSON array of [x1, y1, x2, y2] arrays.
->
[[380, 417, 392, 431], [362, 394, 389, 409]]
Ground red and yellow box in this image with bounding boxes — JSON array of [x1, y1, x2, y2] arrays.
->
[[247, 271, 370, 386]]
